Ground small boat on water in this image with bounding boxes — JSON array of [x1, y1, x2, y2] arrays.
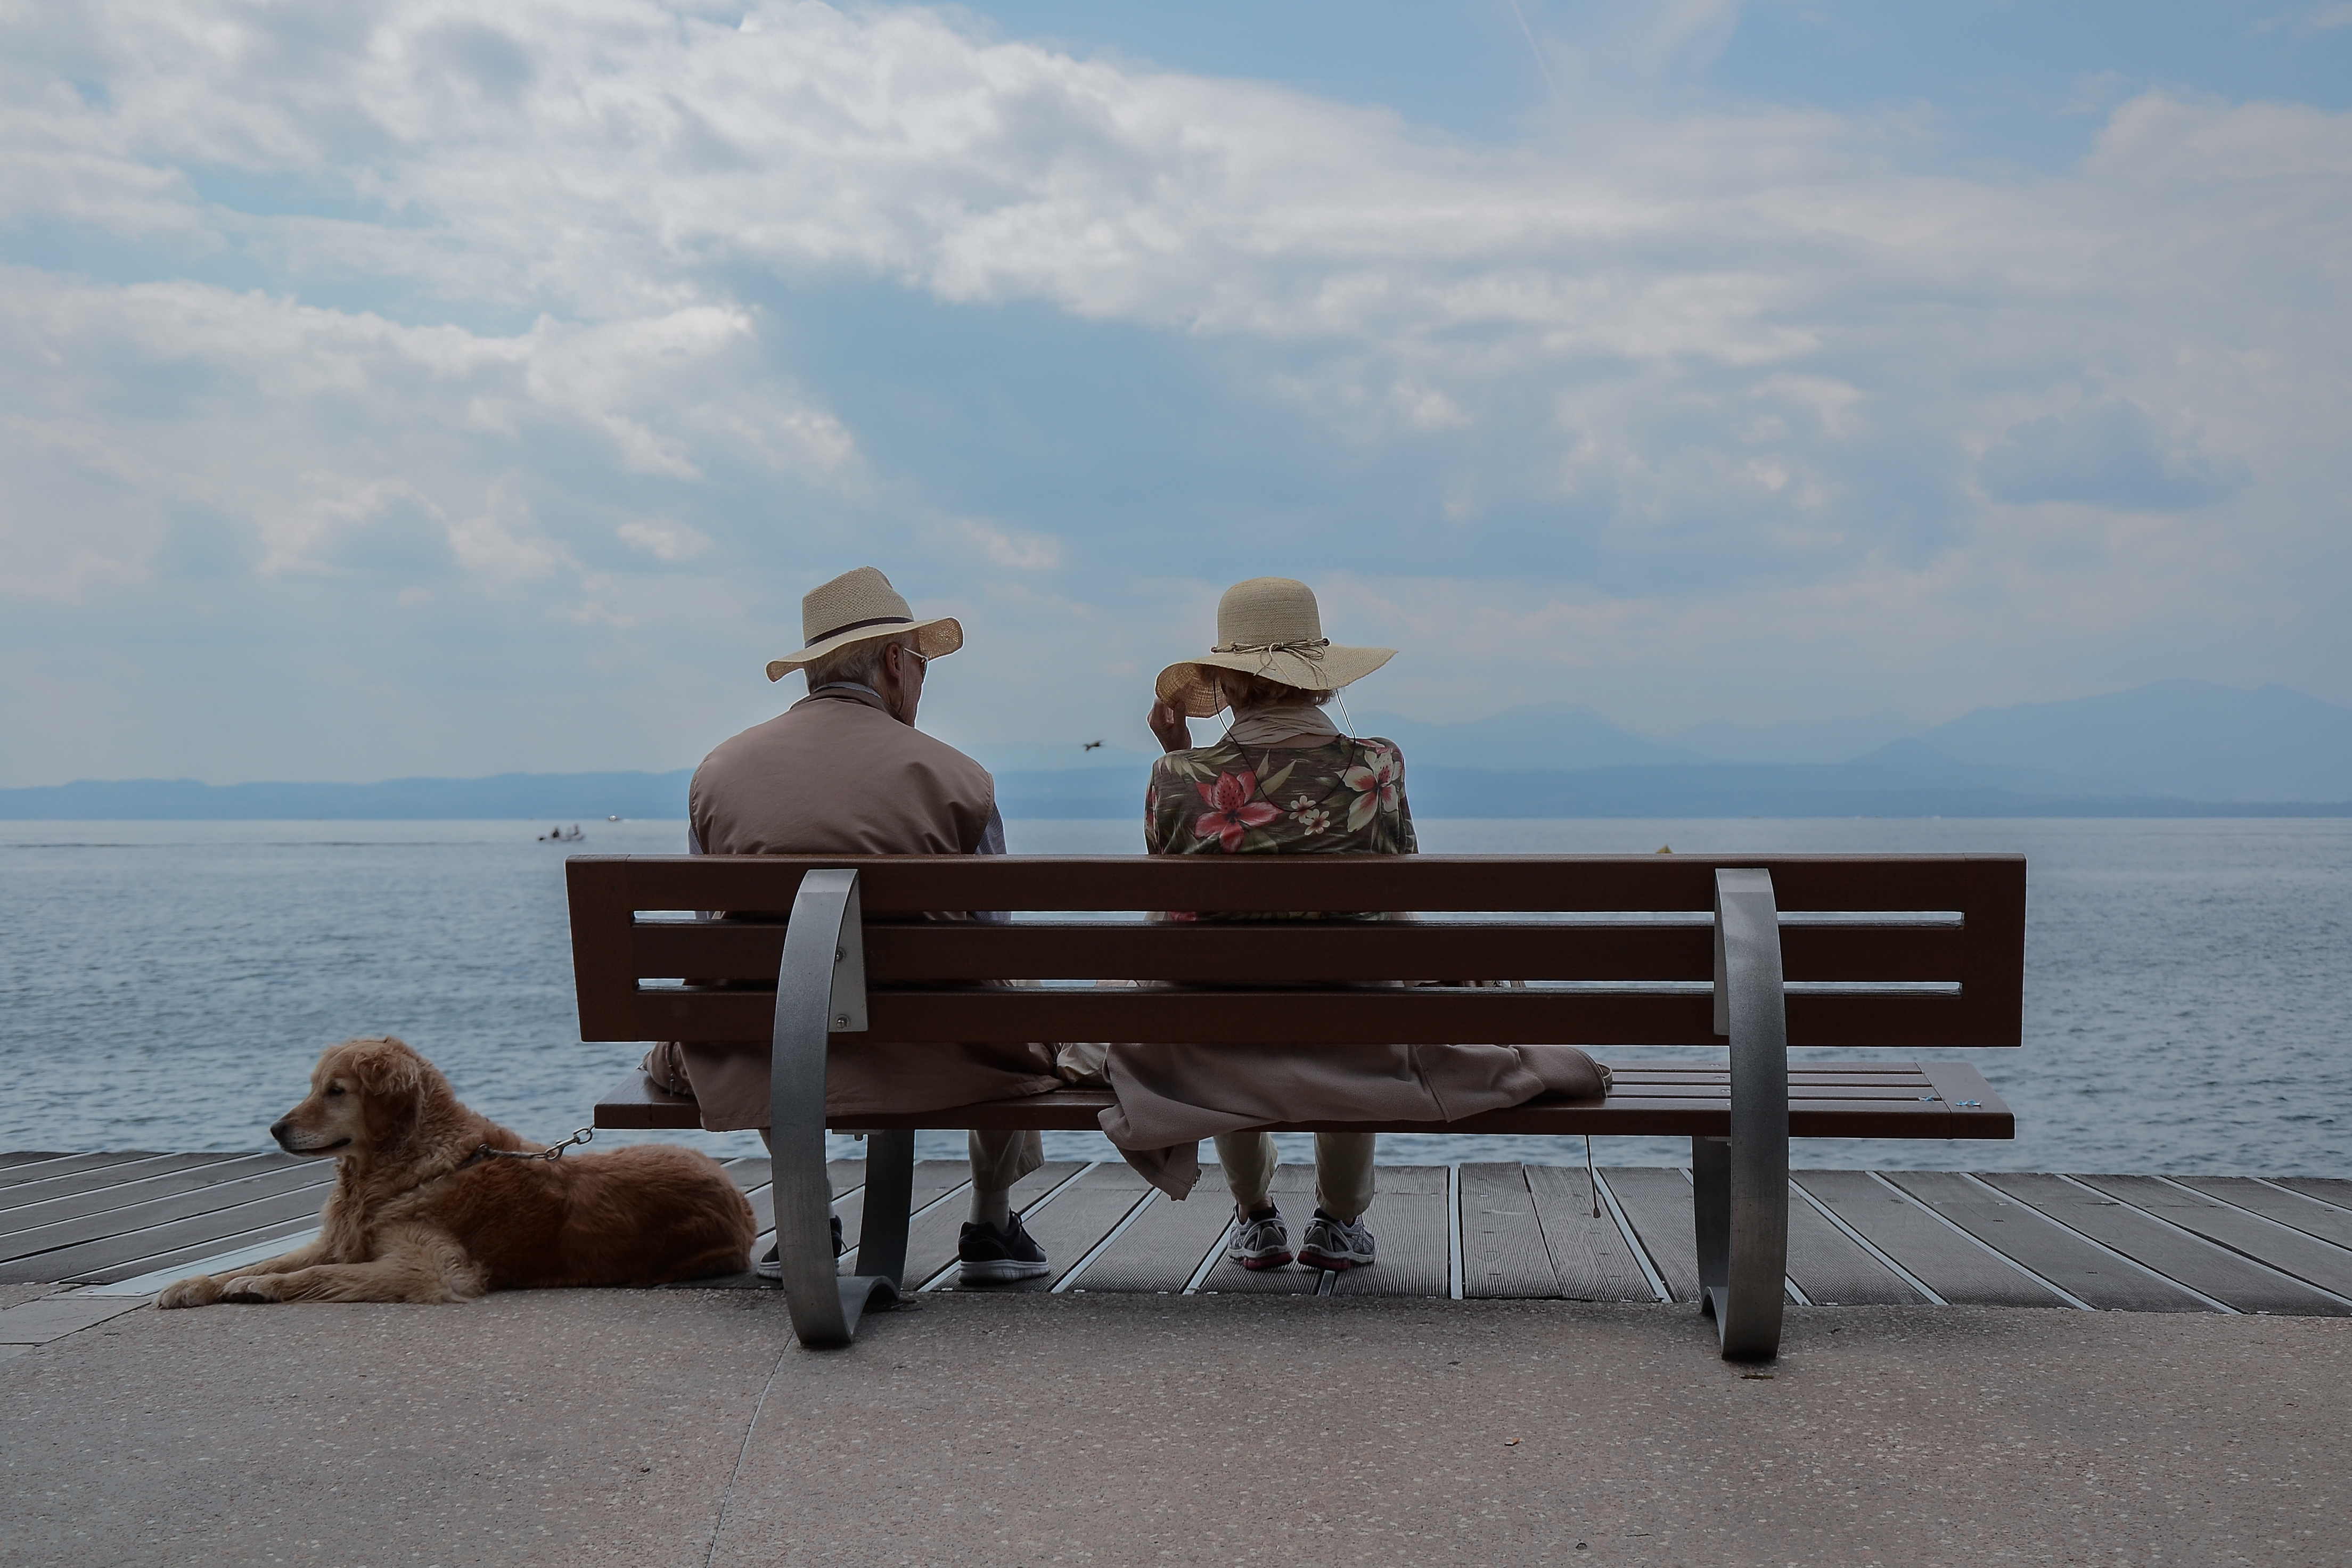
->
[[538, 824, 586, 843]]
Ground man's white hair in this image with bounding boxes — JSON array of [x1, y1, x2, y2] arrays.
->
[[805, 635, 906, 693]]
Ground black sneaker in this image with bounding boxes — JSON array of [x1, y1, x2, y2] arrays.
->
[[958, 1214, 1051, 1284], [755, 1214, 845, 1280]]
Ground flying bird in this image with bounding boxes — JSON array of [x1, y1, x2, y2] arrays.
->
[[1083, 740, 1103, 751]]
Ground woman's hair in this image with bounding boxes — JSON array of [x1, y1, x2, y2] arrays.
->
[[1216, 672, 1331, 711]]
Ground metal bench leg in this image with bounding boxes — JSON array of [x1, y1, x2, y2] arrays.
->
[[1692, 1132, 1731, 1303], [769, 869, 895, 1349], [855, 1128, 915, 1287], [1704, 867, 1790, 1361]]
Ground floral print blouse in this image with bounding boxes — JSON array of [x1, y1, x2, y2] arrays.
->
[[1145, 734, 1417, 861]]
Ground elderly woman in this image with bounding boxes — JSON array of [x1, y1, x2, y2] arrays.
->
[[1100, 577, 1611, 1274], [1136, 576, 1409, 1271]]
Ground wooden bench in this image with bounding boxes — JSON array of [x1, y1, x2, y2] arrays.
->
[[568, 853, 2025, 1359]]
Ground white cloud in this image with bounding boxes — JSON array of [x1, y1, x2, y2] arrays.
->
[[930, 518, 1066, 572], [1977, 398, 2249, 512], [2257, 5, 2352, 37], [0, 268, 851, 600], [618, 519, 712, 562], [446, 480, 566, 582], [0, 0, 2347, 777]]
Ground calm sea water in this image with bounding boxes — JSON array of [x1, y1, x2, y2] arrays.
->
[[2, 817, 2345, 1176]]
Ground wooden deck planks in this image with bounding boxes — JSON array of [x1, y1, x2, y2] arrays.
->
[[840, 1158, 969, 1273], [2271, 1178, 2352, 1210], [0, 1159, 334, 1265], [937, 1163, 1152, 1293], [10, 1153, 2352, 1317], [23, 1182, 338, 1286], [0, 1152, 167, 1191], [1793, 1171, 2066, 1307], [715, 1157, 775, 1238], [58, 1213, 323, 1287], [0, 1154, 294, 1236], [1195, 1164, 1322, 1295], [1596, 1168, 1702, 1302], [2072, 1176, 2352, 1306], [1333, 1164, 1450, 1298], [1459, 1163, 1557, 1299], [1977, 1173, 2348, 1316], [1549, 1165, 1921, 1307], [1781, 1187, 1925, 1307], [1059, 1165, 1233, 1294], [0, 1153, 220, 1202], [821, 1160, 867, 1255], [2174, 1177, 2352, 1251], [909, 1161, 1081, 1289], [1524, 1166, 1656, 1301], [842, 1156, 972, 1277], [1879, 1172, 2208, 1312]]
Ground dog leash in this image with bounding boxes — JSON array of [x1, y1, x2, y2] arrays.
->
[[470, 1127, 595, 1164]]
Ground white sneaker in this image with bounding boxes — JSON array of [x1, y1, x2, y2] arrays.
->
[[1298, 1209, 1375, 1271], [1227, 1205, 1293, 1270]]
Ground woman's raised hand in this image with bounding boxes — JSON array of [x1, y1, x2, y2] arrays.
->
[[1148, 701, 1193, 754]]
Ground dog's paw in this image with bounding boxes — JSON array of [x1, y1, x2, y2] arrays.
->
[[218, 1275, 285, 1303], [155, 1276, 220, 1310]]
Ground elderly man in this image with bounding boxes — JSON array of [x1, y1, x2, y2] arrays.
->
[[642, 566, 1059, 1284]]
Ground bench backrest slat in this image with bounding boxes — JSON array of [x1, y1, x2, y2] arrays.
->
[[567, 852, 2026, 1051], [599, 852, 1994, 913], [629, 919, 1969, 984], [623, 987, 1984, 1048]]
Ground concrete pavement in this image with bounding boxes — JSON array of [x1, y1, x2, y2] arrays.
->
[[2, 1289, 2345, 1566]]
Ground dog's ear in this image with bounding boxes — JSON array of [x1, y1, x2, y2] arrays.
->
[[344, 1036, 427, 1102]]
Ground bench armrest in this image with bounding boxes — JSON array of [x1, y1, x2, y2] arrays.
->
[[1696, 867, 1791, 1360], [768, 869, 901, 1348]]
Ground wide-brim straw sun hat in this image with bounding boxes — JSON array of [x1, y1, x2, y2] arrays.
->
[[764, 566, 964, 682], [1153, 577, 1396, 718]]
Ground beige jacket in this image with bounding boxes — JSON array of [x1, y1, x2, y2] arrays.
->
[[645, 686, 1060, 1130], [1103, 1031, 1610, 1198]]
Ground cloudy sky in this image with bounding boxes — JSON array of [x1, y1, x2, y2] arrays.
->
[[4, 0, 2348, 784]]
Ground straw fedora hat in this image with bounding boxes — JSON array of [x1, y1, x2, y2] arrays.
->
[[1154, 577, 1396, 717], [764, 567, 964, 682]]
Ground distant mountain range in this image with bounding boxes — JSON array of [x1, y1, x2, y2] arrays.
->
[[0, 770, 698, 823], [1350, 680, 2352, 802], [6, 681, 2348, 819], [1917, 682, 2352, 802], [987, 743, 2347, 820]]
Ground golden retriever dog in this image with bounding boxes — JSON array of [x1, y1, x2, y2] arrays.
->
[[158, 1036, 753, 1308]]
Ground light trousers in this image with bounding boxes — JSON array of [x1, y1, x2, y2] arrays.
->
[[1214, 1130, 1375, 1223], [762, 1128, 1040, 1193], [968, 1128, 1043, 1193]]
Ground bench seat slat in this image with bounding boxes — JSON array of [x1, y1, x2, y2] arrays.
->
[[1607, 1069, 1948, 1085], [590, 1066, 2015, 1140]]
